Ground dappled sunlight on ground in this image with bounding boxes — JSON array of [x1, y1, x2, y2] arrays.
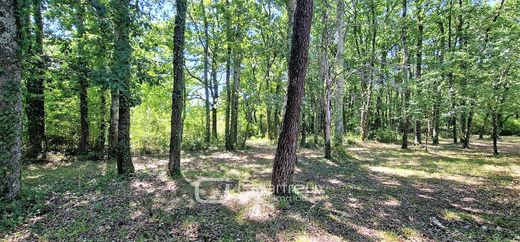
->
[[2, 136, 520, 241]]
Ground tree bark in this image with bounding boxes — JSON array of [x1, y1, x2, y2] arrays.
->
[[230, 50, 241, 150], [272, 0, 313, 196], [95, 88, 108, 154], [433, 20, 444, 146], [492, 111, 499, 155], [201, 0, 210, 145], [332, 0, 345, 145], [320, 3, 331, 159], [113, 0, 134, 175], [210, 42, 219, 141], [463, 108, 473, 149], [108, 89, 119, 158], [0, 0, 22, 200], [448, 0, 457, 144], [26, 0, 46, 160], [224, 2, 232, 150], [169, 0, 188, 176], [374, 50, 386, 130], [414, 5, 423, 145], [77, 4, 90, 154], [400, 0, 411, 149]]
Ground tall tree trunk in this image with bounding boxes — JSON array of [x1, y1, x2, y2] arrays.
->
[[113, 0, 134, 175], [456, 0, 467, 146], [273, 82, 282, 138], [224, 2, 233, 150], [169, 0, 188, 176], [367, 0, 377, 136], [108, 89, 119, 158], [463, 108, 474, 149], [211, 57, 218, 141], [0, 0, 22, 200], [332, 0, 345, 145], [26, 0, 46, 160], [77, 4, 90, 154], [400, 0, 410, 149], [201, 0, 210, 145], [433, 20, 444, 146], [448, 0, 457, 144], [230, 51, 241, 150], [224, 47, 232, 149], [96, 88, 107, 154], [320, 3, 331, 159], [313, 93, 322, 145], [375, 50, 386, 130], [272, 0, 313, 196], [492, 111, 499, 155], [414, 5, 423, 145]]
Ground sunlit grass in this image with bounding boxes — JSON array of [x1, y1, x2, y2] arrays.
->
[[2, 136, 519, 241]]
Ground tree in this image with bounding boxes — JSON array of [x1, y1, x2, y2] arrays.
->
[[400, 0, 410, 150], [0, 0, 22, 200], [332, 0, 345, 145], [320, 1, 332, 159], [26, 0, 46, 160], [414, 3, 423, 146], [112, 0, 134, 175], [76, 2, 90, 154], [169, 0, 188, 176], [272, 0, 313, 196]]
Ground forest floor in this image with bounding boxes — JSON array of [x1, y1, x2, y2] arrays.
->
[[1, 136, 520, 241]]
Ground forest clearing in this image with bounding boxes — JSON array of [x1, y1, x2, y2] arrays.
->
[[2, 137, 520, 241], [1, 0, 519, 241]]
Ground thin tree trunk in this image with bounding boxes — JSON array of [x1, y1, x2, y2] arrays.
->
[[492, 111, 499, 155], [414, 6, 423, 145], [272, 0, 313, 196], [169, 0, 188, 176], [332, 0, 345, 144], [211, 49, 218, 141], [113, 0, 134, 175], [225, 47, 232, 149], [77, 4, 90, 154], [313, 94, 322, 145], [0, 0, 22, 199], [433, 20, 444, 146], [201, 0, 210, 145], [96, 88, 108, 154], [463, 107, 474, 149], [448, 0, 457, 144], [273, 82, 282, 138], [400, 0, 410, 149], [375, 50, 386, 130], [230, 50, 241, 150], [108, 89, 119, 158], [27, 0, 46, 160], [224, 3, 232, 150], [320, 3, 331, 159]]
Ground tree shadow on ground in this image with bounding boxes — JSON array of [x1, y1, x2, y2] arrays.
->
[[2, 137, 519, 241]]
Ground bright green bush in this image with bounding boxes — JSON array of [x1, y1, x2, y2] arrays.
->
[[502, 118, 520, 136], [369, 129, 399, 143]]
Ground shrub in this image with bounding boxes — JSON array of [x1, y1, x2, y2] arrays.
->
[[370, 129, 399, 143], [502, 118, 520, 136]]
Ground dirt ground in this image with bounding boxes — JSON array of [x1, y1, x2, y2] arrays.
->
[[2, 136, 519, 241]]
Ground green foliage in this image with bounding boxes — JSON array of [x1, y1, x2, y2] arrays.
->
[[502, 118, 520, 136], [369, 129, 400, 143], [0, 187, 47, 233]]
